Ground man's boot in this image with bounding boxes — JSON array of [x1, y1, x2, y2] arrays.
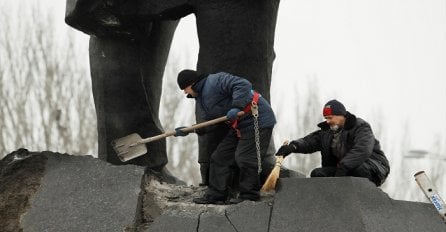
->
[[145, 166, 186, 185], [193, 194, 226, 205]]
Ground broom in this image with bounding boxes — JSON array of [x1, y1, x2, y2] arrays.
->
[[261, 140, 289, 192]]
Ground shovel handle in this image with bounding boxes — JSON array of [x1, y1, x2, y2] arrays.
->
[[182, 111, 245, 132], [138, 111, 245, 144]]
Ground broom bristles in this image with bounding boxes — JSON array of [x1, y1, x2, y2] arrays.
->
[[261, 156, 284, 192]]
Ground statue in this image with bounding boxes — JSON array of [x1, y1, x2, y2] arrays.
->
[[65, 0, 281, 184]]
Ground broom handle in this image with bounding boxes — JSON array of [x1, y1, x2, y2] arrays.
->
[[260, 140, 290, 192], [138, 111, 245, 144], [275, 156, 284, 165]]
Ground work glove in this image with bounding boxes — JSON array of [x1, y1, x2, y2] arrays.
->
[[226, 108, 240, 121], [276, 144, 297, 157], [174, 126, 189, 137]]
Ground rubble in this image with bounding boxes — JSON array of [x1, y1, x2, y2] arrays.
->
[[1, 149, 445, 231]]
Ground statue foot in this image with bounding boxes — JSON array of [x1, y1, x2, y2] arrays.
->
[[145, 166, 186, 185]]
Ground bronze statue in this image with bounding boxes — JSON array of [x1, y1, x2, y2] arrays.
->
[[65, 0, 281, 184]]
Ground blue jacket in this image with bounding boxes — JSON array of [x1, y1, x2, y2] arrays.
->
[[192, 72, 276, 131]]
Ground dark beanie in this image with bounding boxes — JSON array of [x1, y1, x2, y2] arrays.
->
[[323, 99, 347, 116], [177, 70, 200, 90]]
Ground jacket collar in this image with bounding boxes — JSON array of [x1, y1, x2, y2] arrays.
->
[[317, 111, 357, 130], [191, 76, 207, 97], [185, 76, 207, 98]]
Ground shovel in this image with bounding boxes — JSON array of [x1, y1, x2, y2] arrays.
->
[[112, 111, 245, 162]]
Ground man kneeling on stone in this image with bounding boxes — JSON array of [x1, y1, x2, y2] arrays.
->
[[276, 100, 390, 186]]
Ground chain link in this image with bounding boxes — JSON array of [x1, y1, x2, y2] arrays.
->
[[251, 102, 262, 174]]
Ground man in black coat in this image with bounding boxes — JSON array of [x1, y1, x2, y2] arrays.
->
[[277, 100, 390, 186]]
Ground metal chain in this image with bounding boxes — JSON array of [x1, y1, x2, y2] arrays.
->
[[251, 102, 262, 174]]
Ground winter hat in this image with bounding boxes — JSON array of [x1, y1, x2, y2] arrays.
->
[[323, 99, 347, 116], [177, 70, 200, 90]]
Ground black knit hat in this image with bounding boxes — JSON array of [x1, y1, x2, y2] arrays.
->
[[177, 70, 200, 90], [323, 99, 347, 116]]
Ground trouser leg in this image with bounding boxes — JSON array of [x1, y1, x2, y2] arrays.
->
[[207, 130, 238, 198], [349, 160, 380, 186], [236, 128, 272, 200], [198, 123, 229, 185], [310, 167, 337, 177], [311, 163, 379, 186]]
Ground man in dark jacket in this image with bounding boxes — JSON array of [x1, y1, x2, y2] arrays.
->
[[276, 99, 390, 186], [175, 69, 276, 204]]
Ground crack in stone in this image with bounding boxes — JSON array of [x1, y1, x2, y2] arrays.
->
[[196, 211, 205, 232], [224, 209, 239, 232], [132, 175, 149, 231], [267, 201, 274, 232]]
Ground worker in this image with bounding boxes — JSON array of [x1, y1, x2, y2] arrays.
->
[[276, 99, 390, 186], [175, 69, 276, 204]]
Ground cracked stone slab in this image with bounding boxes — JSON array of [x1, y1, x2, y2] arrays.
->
[[145, 200, 273, 232], [271, 177, 366, 232], [1, 150, 145, 232], [270, 177, 446, 232], [225, 200, 272, 232], [141, 175, 276, 232], [199, 211, 236, 232], [146, 212, 198, 232]]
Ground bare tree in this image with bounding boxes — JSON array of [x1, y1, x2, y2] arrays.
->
[[0, 2, 96, 158], [274, 76, 322, 176], [160, 52, 200, 185]]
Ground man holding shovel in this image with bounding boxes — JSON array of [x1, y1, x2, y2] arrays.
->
[[175, 70, 276, 204]]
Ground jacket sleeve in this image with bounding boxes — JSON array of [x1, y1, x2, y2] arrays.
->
[[291, 130, 323, 154], [216, 73, 252, 110], [338, 122, 375, 172]]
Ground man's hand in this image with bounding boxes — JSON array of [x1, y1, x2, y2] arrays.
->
[[226, 108, 240, 121], [276, 144, 296, 157], [174, 126, 189, 137]]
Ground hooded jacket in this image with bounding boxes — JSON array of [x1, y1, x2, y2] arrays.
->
[[290, 112, 390, 176], [192, 72, 276, 131]]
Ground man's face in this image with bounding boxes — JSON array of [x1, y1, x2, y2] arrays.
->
[[183, 85, 198, 98], [324, 115, 346, 131]]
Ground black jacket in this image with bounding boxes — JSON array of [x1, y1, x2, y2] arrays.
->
[[291, 112, 390, 176]]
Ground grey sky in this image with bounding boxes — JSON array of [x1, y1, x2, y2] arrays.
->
[[273, 0, 446, 151]]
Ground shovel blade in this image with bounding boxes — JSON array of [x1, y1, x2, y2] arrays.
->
[[111, 133, 148, 162]]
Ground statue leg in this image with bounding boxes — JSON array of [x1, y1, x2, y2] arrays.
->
[[193, 0, 280, 180], [89, 20, 178, 169]]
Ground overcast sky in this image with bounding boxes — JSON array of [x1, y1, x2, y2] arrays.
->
[[273, 0, 446, 151], [170, 1, 446, 154]]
